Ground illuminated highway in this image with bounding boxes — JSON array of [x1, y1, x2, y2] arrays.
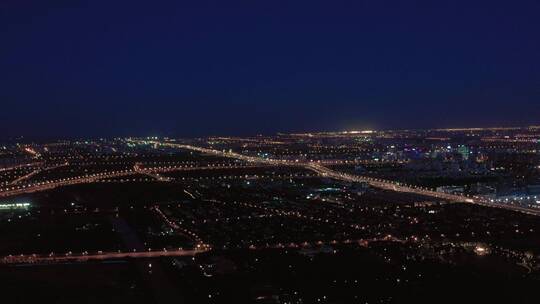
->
[[9, 163, 69, 185], [0, 163, 273, 198], [0, 170, 137, 197], [0, 248, 209, 265], [1, 237, 405, 265]]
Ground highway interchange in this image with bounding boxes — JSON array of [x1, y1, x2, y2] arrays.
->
[[1, 139, 539, 216]]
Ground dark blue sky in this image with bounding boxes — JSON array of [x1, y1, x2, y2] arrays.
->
[[1, 0, 539, 137]]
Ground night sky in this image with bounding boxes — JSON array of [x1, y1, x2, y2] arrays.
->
[[1, 0, 539, 138]]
